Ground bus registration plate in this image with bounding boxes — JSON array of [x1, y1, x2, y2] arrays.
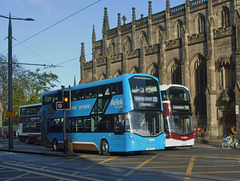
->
[[146, 147, 155, 150]]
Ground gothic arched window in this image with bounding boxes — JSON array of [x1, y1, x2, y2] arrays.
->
[[123, 36, 131, 53], [194, 56, 207, 115], [177, 20, 184, 39], [139, 31, 148, 47], [219, 57, 233, 89], [155, 26, 164, 45], [147, 63, 159, 79], [222, 6, 230, 27], [171, 59, 181, 84], [198, 14, 205, 33]]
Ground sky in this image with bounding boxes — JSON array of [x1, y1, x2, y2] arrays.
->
[[0, 0, 186, 89]]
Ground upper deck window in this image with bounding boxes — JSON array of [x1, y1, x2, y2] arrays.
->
[[169, 88, 190, 102], [20, 106, 41, 116], [129, 76, 161, 110], [129, 76, 159, 95]]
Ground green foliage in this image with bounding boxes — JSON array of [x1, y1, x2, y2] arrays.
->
[[0, 55, 59, 126]]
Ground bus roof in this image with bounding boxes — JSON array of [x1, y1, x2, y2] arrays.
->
[[43, 73, 158, 96], [19, 103, 42, 108], [160, 84, 189, 91]]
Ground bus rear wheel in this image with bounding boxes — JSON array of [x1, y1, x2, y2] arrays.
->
[[52, 139, 59, 151], [100, 139, 109, 156]]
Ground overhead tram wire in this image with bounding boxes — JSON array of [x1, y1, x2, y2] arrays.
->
[[16, 62, 62, 68], [1, 61, 61, 68], [15, 39, 53, 65], [0, 0, 102, 54], [55, 53, 92, 66]]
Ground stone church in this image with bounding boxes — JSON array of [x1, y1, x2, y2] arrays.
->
[[79, 0, 240, 141]]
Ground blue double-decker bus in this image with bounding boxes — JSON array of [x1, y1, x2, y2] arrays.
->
[[41, 74, 166, 155]]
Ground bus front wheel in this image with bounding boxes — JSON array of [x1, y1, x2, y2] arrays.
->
[[52, 139, 59, 151], [100, 139, 109, 156]]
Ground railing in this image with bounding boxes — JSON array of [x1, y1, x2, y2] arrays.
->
[[136, 17, 148, 27], [190, 0, 207, 8], [170, 4, 185, 15], [121, 22, 132, 32], [107, 28, 117, 37], [152, 11, 165, 22]]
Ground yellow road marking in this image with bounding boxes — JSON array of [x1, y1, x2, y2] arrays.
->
[[193, 170, 240, 174], [135, 154, 159, 169], [156, 153, 240, 161], [98, 156, 118, 164], [119, 154, 160, 179], [186, 157, 195, 175]]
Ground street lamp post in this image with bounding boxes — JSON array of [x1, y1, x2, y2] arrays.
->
[[0, 13, 34, 149]]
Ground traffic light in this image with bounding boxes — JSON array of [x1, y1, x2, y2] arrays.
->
[[56, 89, 71, 110], [62, 90, 71, 110]]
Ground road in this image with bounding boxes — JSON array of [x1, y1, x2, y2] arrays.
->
[[0, 139, 240, 180]]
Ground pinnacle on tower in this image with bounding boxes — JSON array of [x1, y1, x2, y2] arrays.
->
[[102, 7, 109, 35], [166, 0, 170, 13], [132, 7, 136, 25], [80, 42, 86, 63], [148, 1, 152, 18], [92, 25, 96, 44], [118, 13, 121, 28]]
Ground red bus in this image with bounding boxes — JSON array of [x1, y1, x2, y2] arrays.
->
[[19, 103, 41, 144], [160, 84, 194, 147]]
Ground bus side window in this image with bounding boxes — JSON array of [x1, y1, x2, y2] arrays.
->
[[84, 118, 91, 132], [66, 118, 70, 133], [43, 95, 52, 105], [99, 85, 110, 97], [114, 115, 124, 134], [112, 82, 123, 95], [73, 118, 84, 132], [85, 88, 97, 99], [72, 89, 84, 101]]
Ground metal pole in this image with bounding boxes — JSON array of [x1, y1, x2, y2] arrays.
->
[[8, 14, 13, 149], [63, 110, 66, 154], [61, 86, 66, 154], [0, 13, 34, 150]]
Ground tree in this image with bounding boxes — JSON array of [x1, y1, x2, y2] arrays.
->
[[0, 54, 59, 126]]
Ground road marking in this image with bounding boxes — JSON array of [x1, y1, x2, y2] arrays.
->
[[117, 154, 161, 180], [2, 162, 102, 181], [7, 173, 30, 181], [186, 156, 195, 175], [193, 170, 240, 174], [184, 157, 195, 181], [98, 156, 118, 164], [135, 154, 159, 169], [156, 153, 240, 161]]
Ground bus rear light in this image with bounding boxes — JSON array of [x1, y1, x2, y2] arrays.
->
[[163, 102, 171, 116]]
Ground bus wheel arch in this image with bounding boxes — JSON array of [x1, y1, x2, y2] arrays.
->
[[100, 139, 110, 156], [52, 138, 59, 151]]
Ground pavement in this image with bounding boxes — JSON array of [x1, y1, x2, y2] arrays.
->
[[0, 138, 221, 157], [0, 138, 68, 156]]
